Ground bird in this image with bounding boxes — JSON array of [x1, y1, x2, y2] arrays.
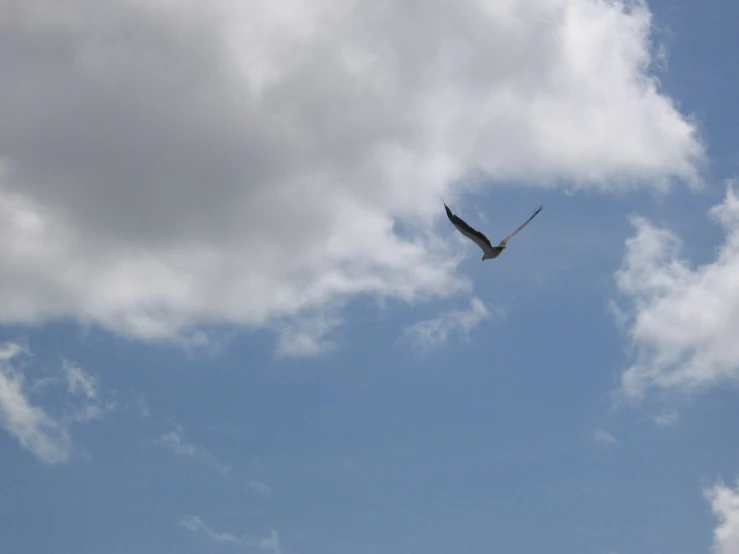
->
[[444, 203, 543, 261]]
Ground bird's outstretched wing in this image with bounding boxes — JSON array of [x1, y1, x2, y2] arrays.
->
[[445, 204, 494, 255], [498, 205, 543, 246]]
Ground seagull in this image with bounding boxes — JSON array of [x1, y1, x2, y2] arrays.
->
[[444, 203, 543, 261]]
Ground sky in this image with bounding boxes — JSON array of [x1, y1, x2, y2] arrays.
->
[[1, 0, 739, 553]]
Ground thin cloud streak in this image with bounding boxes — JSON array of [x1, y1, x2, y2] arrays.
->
[[593, 429, 619, 447], [155, 422, 230, 476], [400, 297, 497, 353], [0, 342, 117, 464], [178, 515, 281, 553]]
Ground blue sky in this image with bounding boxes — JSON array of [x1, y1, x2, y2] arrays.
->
[[2, 1, 739, 553]]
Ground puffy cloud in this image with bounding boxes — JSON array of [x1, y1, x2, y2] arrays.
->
[[613, 182, 739, 398], [706, 479, 739, 554], [0, 0, 703, 349]]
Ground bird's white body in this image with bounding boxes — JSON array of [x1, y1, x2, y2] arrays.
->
[[482, 246, 505, 260]]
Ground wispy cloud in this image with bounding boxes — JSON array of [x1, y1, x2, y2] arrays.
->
[[654, 410, 679, 427], [60, 360, 116, 425], [246, 480, 273, 498], [593, 429, 619, 447], [0, 342, 116, 464], [124, 394, 151, 419], [178, 515, 244, 546], [63, 360, 98, 399], [178, 515, 281, 553], [0, 348, 71, 464], [27, 357, 115, 420], [156, 422, 274, 502], [275, 310, 343, 358], [155, 422, 230, 476], [258, 529, 281, 554], [400, 297, 497, 353], [0, 342, 26, 362]]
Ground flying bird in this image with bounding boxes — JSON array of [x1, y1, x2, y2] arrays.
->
[[444, 203, 543, 261]]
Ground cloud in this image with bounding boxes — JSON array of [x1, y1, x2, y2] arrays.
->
[[246, 480, 273, 498], [274, 311, 343, 358], [259, 529, 282, 554], [0, 0, 703, 350], [613, 182, 739, 399], [178, 515, 281, 553], [177, 515, 244, 547], [593, 428, 619, 447], [156, 423, 275, 499], [705, 479, 739, 554], [0, 342, 117, 464], [400, 297, 494, 352], [0, 344, 71, 464], [124, 394, 151, 419], [58, 360, 119, 424], [0, 342, 26, 362], [62, 360, 98, 399], [155, 422, 230, 475], [653, 410, 679, 427]]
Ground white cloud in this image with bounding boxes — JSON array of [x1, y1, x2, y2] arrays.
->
[[178, 515, 281, 553], [0, 344, 71, 464], [178, 515, 244, 547], [259, 529, 282, 554], [705, 479, 739, 554], [155, 422, 230, 475], [400, 297, 494, 352], [0, 342, 118, 464], [246, 480, 273, 498], [157, 429, 196, 457], [62, 359, 98, 399], [274, 311, 343, 358], [613, 182, 739, 399], [593, 428, 619, 446], [124, 394, 151, 419], [653, 410, 679, 427], [0, 0, 703, 350], [0, 342, 26, 361]]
